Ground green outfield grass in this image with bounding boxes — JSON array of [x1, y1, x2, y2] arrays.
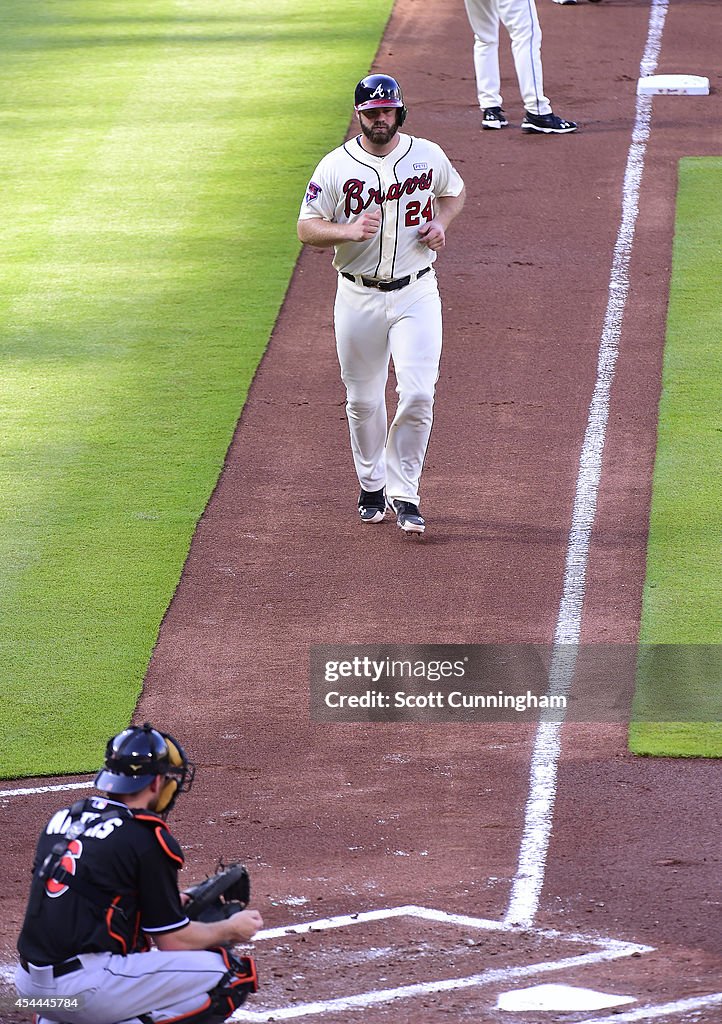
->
[[629, 157, 722, 758], [0, 0, 393, 778]]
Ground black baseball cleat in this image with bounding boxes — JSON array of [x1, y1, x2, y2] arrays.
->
[[358, 487, 387, 524], [392, 500, 426, 534], [482, 106, 509, 130], [521, 111, 578, 134]]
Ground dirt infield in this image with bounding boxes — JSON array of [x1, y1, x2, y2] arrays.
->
[[1, 1, 720, 1022]]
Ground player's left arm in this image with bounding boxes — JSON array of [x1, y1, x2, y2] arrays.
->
[[417, 187, 466, 252], [153, 910, 264, 951]]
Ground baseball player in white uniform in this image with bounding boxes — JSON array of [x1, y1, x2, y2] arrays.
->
[[297, 74, 465, 535], [463, 0, 578, 133]]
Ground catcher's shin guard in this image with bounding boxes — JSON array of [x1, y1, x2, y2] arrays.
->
[[180, 948, 258, 1023]]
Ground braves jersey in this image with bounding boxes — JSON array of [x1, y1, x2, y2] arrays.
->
[[299, 132, 464, 279], [17, 796, 188, 965]]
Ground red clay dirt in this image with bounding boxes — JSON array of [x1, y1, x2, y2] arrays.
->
[[1, 1, 720, 1022]]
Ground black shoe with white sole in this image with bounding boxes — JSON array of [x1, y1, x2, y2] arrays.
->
[[392, 500, 426, 534], [521, 111, 578, 134], [358, 487, 387, 524], [482, 106, 509, 130]]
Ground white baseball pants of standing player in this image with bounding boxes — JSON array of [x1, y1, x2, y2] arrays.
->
[[16, 948, 232, 1023], [464, 0, 552, 115], [334, 270, 442, 507]]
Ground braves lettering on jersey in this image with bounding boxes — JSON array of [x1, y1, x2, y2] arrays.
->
[[17, 796, 188, 965], [299, 133, 463, 279]]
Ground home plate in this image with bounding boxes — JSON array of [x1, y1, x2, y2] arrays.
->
[[637, 74, 710, 96], [496, 983, 637, 1013]]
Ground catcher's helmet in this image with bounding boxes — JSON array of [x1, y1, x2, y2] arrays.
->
[[354, 74, 407, 125], [95, 722, 195, 814]]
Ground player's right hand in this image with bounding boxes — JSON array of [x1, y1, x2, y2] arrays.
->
[[348, 209, 382, 241], [228, 908, 264, 942]]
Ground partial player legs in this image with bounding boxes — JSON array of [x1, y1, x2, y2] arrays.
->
[[498, 0, 551, 115], [16, 949, 234, 1024], [334, 280, 392, 492], [464, 0, 504, 109], [334, 274, 442, 511], [385, 277, 443, 506], [343, 381, 388, 492]]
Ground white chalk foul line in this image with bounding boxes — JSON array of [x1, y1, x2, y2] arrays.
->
[[230, 944, 649, 1021], [581, 992, 722, 1024], [504, 0, 669, 931], [0, 780, 92, 798]]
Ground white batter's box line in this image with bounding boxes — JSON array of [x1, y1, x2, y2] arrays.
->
[[252, 905, 653, 956], [233, 906, 653, 1021]]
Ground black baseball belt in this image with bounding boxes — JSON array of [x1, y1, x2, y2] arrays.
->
[[20, 955, 82, 978], [341, 266, 431, 291]]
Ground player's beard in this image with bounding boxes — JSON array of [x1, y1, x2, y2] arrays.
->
[[360, 118, 399, 147]]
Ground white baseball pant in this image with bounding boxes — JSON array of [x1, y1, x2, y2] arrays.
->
[[334, 270, 442, 507], [464, 0, 552, 115], [16, 948, 230, 1023]]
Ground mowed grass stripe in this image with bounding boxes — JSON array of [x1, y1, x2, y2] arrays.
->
[[0, 0, 393, 778], [630, 157, 722, 758]]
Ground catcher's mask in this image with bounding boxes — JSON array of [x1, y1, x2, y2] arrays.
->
[[354, 73, 407, 126], [94, 722, 195, 814]]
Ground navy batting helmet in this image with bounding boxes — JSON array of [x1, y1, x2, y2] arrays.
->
[[354, 74, 407, 125], [95, 722, 195, 814]]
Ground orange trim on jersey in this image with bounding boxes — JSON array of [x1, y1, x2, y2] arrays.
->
[[132, 909, 145, 951], [132, 811, 164, 824], [153, 825, 184, 865], [106, 895, 128, 954], [131, 812, 185, 865]]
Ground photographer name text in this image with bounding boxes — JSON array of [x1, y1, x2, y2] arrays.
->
[[323, 688, 567, 712]]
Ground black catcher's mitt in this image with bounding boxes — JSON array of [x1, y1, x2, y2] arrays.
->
[[185, 863, 251, 923]]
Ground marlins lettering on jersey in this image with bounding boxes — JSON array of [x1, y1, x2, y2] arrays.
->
[[46, 806, 124, 840]]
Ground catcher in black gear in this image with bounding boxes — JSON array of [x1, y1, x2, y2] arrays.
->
[[15, 723, 263, 1024]]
